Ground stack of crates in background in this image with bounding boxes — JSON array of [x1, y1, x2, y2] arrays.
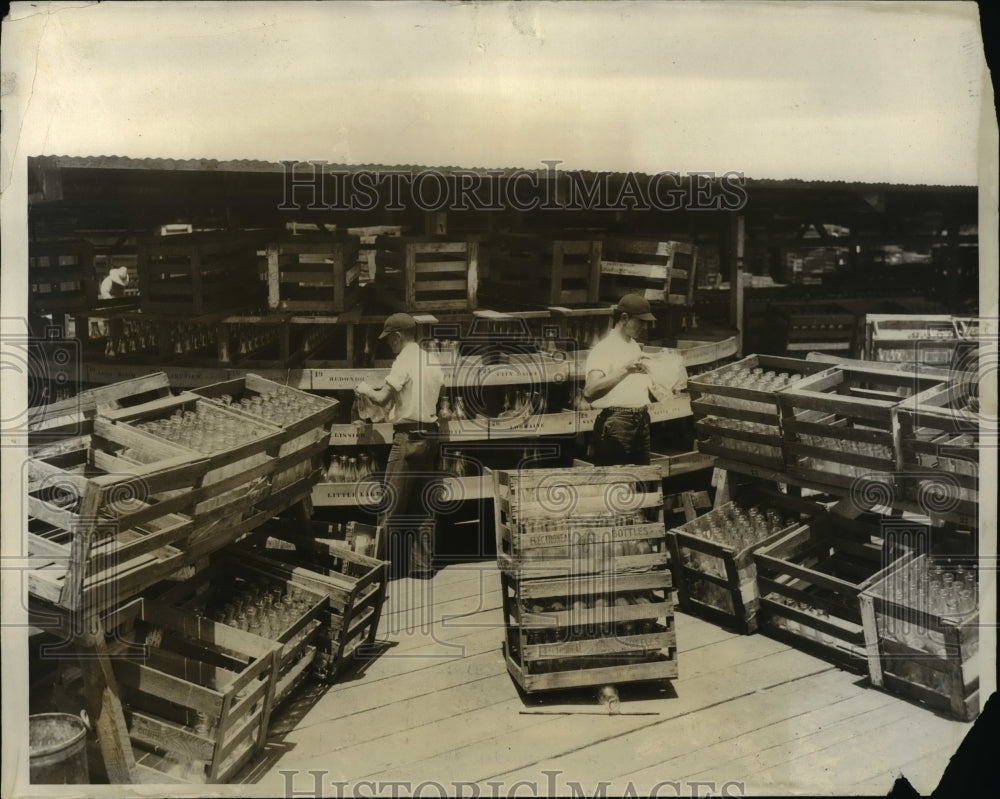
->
[[864, 314, 968, 370], [494, 465, 678, 694], [138, 232, 265, 315], [764, 302, 857, 356], [484, 235, 602, 308], [860, 553, 980, 721], [29, 239, 97, 314], [374, 234, 479, 311], [265, 232, 361, 313], [600, 238, 697, 306]]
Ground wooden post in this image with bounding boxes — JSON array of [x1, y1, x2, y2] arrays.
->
[[76, 617, 138, 784], [729, 215, 745, 356], [266, 244, 281, 310]]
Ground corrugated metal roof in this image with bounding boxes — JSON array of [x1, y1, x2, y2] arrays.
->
[[29, 155, 975, 190]]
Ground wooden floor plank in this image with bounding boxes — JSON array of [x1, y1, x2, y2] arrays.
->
[[255, 560, 976, 794]]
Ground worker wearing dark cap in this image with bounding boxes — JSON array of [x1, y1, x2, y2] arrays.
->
[[583, 294, 657, 466], [355, 312, 445, 579]]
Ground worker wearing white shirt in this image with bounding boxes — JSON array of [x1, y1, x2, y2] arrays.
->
[[583, 294, 658, 466], [355, 312, 445, 579]]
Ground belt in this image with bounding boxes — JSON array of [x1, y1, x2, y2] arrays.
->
[[597, 406, 649, 418], [393, 422, 440, 434]]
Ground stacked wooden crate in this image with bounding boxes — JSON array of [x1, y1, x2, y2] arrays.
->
[[860, 553, 980, 721], [234, 521, 389, 682], [765, 302, 857, 355], [894, 379, 979, 525], [484, 235, 601, 308], [138, 232, 264, 315], [689, 354, 834, 473], [99, 391, 284, 521], [494, 465, 677, 693], [864, 314, 968, 369], [374, 234, 479, 311], [265, 233, 361, 313], [26, 418, 217, 613], [190, 373, 339, 504], [665, 492, 815, 634], [752, 513, 905, 673], [151, 553, 331, 710], [600, 238, 697, 306], [29, 239, 97, 313], [103, 597, 281, 783], [777, 363, 949, 494]]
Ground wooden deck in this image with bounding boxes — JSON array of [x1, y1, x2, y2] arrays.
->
[[244, 561, 974, 796]]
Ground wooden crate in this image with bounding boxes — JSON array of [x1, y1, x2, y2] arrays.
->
[[865, 314, 966, 369], [766, 302, 857, 354], [665, 496, 814, 634], [25, 418, 226, 612], [265, 234, 361, 313], [860, 553, 980, 721], [100, 392, 285, 508], [104, 598, 280, 784], [753, 517, 902, 672], [138, 232, 264, 315], [895, 380, 979, 524], [600, 238, 697, 306], [236, 522, 389, 682], [501, 569, 677, 693], [190, 373, 338, 495], [778, 363, 948, 492], [375, 235, 478, 312], [689, 354, 834, 472], [493, 465, 667, 579], [484, 235, 602, 308], [29, 239, 97, 312], [151, 555, 329, 709]]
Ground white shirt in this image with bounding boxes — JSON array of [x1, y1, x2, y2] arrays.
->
[[385, 341, 444, 424], [585, 330, 652, 409]]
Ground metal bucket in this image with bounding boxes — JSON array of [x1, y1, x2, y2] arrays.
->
[[29, 712, 90, 784]]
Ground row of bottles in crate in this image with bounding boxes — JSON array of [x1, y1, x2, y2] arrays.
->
[[520, 589, 665, 643], [325, 446, 553, 481]]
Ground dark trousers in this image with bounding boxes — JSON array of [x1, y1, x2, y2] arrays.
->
[[592, 409, 651, 466], [378, 430, 441, 575]]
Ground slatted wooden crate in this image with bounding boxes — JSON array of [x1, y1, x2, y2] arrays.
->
[[151, 554, 329, 709], [778, 363, 949, 492], [665, 495, 815, 634], [265, 234, 361, 313], [493, 465, 667, 579], [765, 302, 857, 354], [860, 554, 979, 721], [600, 238, 698, 306], [25, 418, 222, 611], [29, 239, 97, 312], [894, 379, 979, 524], [104, 597, 280, 784], [236, 522, 389, 682], [138, 232, 264, 315], [191, 373, 338, 497], [100, 392, 286, 512], [864, 314, 965, 369], [374, 235, 478, 311], [484, 235, 602, 308], [501, 569, 677, 693], [753, 517, 903, 673], [689, 354, 834, 472]]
